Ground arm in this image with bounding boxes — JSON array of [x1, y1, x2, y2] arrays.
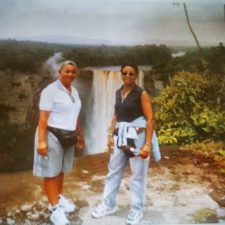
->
[[139, 91, 154, 159], [108, 114, 116, 153], [37, 110, 50, 156], [76, 117, 83, 136], [76, 117, 85, 150]]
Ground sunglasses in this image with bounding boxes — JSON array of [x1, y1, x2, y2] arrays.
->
[[121, 71, 135, 77]]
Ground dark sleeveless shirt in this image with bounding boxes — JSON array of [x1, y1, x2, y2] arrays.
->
[[115, 84, 144, 122]]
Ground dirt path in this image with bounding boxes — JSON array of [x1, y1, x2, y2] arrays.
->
[[0, 147, 225, 224]]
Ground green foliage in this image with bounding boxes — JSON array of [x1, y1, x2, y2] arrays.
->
[[180, 140, 225, 156], [150, 43, 225, 86], [191, 105, 225, 137], [191, 208, 218, 224], [0, 40, 171, 73], [218, 149, 225, 158], [154, 71, 225, 144], [0, 40, 57, 73], [205, 42, 225, 75]]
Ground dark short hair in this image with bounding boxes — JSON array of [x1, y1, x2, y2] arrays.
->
[[120, 64, 139, 75]]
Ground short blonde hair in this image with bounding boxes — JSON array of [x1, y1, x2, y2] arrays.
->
[[59, 60, 77, 72]]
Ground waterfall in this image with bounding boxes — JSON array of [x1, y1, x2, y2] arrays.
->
[[86, 70, 122, 154], [83, 69, 145, 154], [138, 70, 144, 88]]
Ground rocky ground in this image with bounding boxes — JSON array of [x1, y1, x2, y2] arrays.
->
[[0, 147, 225, 225]]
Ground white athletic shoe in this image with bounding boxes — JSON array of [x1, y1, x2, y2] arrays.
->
[[126, 209, 143, 225], [48, 195, 76, 213], [50, 206, 70, 225], [91, 203, 117, 218]]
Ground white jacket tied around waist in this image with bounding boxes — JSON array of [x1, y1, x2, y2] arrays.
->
[[116, 116, 161, 161]]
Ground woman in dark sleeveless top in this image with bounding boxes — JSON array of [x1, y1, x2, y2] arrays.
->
[[92, 64, 154, 225]]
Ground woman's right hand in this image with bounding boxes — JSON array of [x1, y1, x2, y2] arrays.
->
[[76, 134, 85, 151], [37, 141, 48, 156], [107, 136, 114, 153]]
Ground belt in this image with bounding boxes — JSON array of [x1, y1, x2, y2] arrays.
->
[[47, 126, 76, 135], [114, 127, 145, 136]]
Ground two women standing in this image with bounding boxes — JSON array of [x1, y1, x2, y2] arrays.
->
[[33, 62, 158, 225]]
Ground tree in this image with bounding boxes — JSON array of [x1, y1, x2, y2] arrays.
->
[[183, 3, 202, 55], [173, 3, 202, 56]]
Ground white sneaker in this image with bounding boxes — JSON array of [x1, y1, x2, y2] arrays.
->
[[91, 203, 117, 218], [48, 195, 76, 213], [50, 206, 70, 225], [126, 209, 143, 225]]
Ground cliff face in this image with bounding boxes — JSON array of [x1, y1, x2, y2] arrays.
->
[[0, 69, 92, 172], [0, 69, 54, 172], [0, 70, 39, 125]]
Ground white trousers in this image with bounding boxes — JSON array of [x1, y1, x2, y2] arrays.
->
[[103, 134, 150, 212]]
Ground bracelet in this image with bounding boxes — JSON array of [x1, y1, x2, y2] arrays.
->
[[145, 142, 151, 146]]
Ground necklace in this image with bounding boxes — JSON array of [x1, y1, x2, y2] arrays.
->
[[121, 88, 132, 102]]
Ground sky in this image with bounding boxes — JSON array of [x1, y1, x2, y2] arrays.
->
[[0, 0, 224, 46]]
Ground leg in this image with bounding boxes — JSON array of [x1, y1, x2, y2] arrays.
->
[[57, 172, 64, 195], [126, 157, 149, 225], [92, 140, 128, 218], [129, 157, 149, 212], [56, 146, 76, 213], [44, 173, 62, 206], [35, 132, 70, 224], [103, 140, 128, 208]]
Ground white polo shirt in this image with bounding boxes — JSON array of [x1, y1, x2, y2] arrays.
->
[[39, 79, 81, 131]]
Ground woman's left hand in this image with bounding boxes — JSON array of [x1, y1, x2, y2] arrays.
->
[[76, 134, 85, 150], [139, 144, 151, 159]]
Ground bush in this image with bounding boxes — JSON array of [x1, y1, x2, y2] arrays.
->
[[153, 71, 225, 145]]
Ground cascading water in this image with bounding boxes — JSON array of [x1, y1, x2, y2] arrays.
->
[[82, 68, 145, 154], [138, 70, 144, 88], [86, 70, 123, 153]]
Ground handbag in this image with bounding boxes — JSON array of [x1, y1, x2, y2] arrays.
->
[[121, 145, 136, 157], [47, 126, 77, 149], [121, 138, 137, 157]]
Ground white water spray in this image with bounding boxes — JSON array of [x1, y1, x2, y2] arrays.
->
[[43, 52, 64, 77], [86, 70, 123, 153]]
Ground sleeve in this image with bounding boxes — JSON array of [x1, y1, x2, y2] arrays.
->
[[39, 87, 54, 111]]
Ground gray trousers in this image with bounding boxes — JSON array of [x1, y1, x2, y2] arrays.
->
[[103, 134, 150, 212]]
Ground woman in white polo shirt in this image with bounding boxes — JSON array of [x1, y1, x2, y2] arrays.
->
[[33, 60, 84, 225]]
